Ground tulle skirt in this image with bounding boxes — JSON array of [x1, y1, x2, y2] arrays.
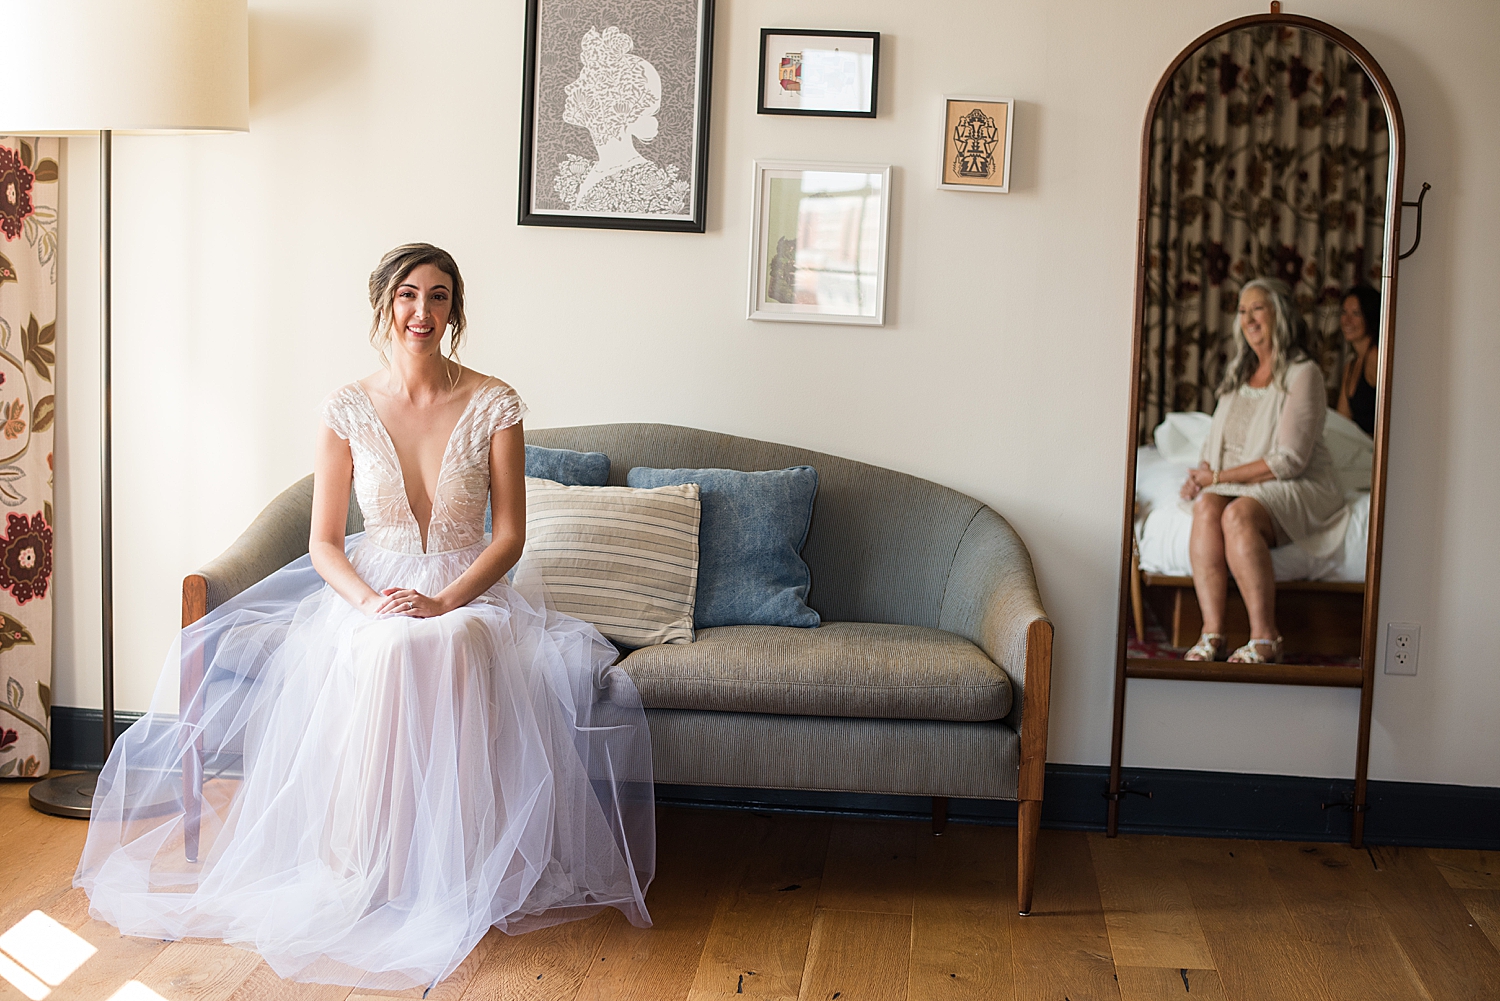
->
[[75, 535, 655, 989]]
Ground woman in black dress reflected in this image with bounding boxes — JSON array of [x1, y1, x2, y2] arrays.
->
[[1336, 284, 1381, 436]]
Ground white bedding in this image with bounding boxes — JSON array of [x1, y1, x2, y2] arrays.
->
[[1134, 409, 1372, 583]]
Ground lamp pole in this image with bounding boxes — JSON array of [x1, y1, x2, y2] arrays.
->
[[100, 128, 115, 758], [27, 130, 119, 817]]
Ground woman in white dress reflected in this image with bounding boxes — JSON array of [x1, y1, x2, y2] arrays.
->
[[76, 244, 655, 990]]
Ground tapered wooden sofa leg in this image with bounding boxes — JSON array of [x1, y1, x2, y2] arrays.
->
[[182, 574, 208, 863], [1017, 798, 1041, 915], [931, 796, 949, 835]]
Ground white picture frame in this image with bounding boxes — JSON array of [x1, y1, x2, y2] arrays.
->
[[747, 160, 892, 326], [938, 95, 1015, 194]]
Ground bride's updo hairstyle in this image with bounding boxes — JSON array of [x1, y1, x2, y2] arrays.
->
[[368, 243, 467, 360]]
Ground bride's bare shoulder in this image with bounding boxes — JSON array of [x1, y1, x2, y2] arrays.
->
[[353, 371, 388, 396], [460, 367, 514, 397]]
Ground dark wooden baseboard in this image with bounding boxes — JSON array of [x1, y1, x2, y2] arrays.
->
[[45, 706, 1498, 850], [660, 766, 1498, 850], [48, 706, 146, 771]]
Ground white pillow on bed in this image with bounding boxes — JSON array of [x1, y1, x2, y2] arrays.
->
[[1150, 408, 1373, 493], [1323, 410, 1375, 494], [1153, 412, 1213, 466]]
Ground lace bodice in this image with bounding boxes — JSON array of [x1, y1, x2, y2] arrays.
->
[[322, 381, 526, 555]]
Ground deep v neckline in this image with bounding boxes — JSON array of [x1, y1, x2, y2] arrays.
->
[[353, 381, 488, 554]]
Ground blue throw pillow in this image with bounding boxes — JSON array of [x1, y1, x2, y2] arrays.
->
[[489, 445, 611, 532], [525, 445, 611, 486], [625, 465, 819, 629]]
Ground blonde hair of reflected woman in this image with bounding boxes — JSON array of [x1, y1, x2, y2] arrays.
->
[[368, 243, 468, 376], [1217, 276, 1308, 396]]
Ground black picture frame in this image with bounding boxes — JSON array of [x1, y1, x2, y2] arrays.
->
[[518, 0, 715, 233], [757, 29, 880, 118]]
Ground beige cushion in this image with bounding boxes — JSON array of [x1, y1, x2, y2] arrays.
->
[[520, 478, 701, 647], [618, 622, 1011, 721]]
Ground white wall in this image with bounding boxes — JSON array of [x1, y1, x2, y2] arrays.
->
[[51, 0, 1500, 788]]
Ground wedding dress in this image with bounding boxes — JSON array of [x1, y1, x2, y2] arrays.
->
[[76, 381, 654, 989]]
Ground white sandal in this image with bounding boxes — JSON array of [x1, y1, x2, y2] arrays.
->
[[1183, 633, 1226, 661], [1228, 636, 1282, 664]]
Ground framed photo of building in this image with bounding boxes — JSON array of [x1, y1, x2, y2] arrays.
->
[[757, 30, 879, 118], [938, 95, 1014, 193], [747, 160, 892, 326], [518, 0, 715, 232]]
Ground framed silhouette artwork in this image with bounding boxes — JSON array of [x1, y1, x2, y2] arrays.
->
[[519, 0, 715, 232]]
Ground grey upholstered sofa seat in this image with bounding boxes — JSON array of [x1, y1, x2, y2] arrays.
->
[[181, 423, 1053, 914], [621, 623, 1012, 721]]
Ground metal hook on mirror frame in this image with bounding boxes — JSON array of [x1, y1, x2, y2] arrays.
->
[[1398, 182, 1432, 260]]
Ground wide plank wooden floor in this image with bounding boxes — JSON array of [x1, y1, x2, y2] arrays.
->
[[2, 779, 1497, 1001]]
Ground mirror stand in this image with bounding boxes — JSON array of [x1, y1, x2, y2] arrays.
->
[[1107, 7, 1414, 848]]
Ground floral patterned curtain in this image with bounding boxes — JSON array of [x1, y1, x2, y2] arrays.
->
[[0, 136, 58, 779], [1139, 26, 1389, 443]]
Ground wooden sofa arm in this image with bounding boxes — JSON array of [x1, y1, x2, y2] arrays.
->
[[937, 506, 1054, 801], [181, 474, 362, 625]]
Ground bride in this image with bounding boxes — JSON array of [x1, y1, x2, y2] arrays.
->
[[75, 244, 655, 989]]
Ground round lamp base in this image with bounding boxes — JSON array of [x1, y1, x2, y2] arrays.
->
[[28, 771, 100, 819]]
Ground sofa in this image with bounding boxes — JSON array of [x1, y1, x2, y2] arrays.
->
[[181, 423, 1054, 913]]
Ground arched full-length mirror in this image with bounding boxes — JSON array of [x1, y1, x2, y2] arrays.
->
[[1109, 10, 1411, 846]]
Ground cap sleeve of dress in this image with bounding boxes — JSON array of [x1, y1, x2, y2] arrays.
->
[[479, 383, 527, 437], [320, 384, 362, 441]]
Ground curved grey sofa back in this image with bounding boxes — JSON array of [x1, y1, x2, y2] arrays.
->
[[198, 423, 1036, 658], [527, 423, 986, 630]]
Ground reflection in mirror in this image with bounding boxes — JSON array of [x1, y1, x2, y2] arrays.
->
[[757, 168, 886, 319], [1128, 25, 1388, 667]]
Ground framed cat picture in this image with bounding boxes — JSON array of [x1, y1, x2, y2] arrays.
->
[[746, 160, 892, 326], [518, 0, 715, 232]]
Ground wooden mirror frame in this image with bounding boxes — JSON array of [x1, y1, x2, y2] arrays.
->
[[1108, 8, 1406, 847]]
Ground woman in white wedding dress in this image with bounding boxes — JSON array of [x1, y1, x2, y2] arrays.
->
[[76, 244, 655, 989]]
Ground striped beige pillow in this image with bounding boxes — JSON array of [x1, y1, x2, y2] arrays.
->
[[520, 478, 701, 647]]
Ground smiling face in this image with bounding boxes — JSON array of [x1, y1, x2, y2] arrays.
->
[[1340, 294, 1368, 343], [390, 263, 454, 356], [1237, 285, 1275, 355]]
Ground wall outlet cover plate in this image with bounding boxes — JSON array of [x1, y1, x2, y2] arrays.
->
[[1385, 622, 1420, 676]]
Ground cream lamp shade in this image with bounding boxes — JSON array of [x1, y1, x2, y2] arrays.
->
[[0, 0, 248, 134]]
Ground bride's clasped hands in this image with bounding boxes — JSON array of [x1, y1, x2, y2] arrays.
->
[[370, 586, 450, 617]]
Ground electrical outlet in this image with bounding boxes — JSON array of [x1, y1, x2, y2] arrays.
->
[[1385, 622, 1420, 676]]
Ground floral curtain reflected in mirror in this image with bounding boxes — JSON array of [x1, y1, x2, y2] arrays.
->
[[1138, 25, 1389, 442]]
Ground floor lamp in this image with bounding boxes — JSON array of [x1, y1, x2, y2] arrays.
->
[[0, 0, 248, 818]]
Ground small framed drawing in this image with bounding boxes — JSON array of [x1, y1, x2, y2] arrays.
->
[[757, 30, 879, 118], [747, 160, 892, 326], [939, 95, 1014, 193], [518, 0, 715, 232]]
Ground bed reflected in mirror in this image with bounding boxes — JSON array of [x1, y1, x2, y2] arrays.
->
[[1124, 22, 1391, 669]]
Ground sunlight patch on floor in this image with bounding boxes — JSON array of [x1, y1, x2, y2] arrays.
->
[[0, 909, 99, 999], [0, 949, 51, 1000]]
